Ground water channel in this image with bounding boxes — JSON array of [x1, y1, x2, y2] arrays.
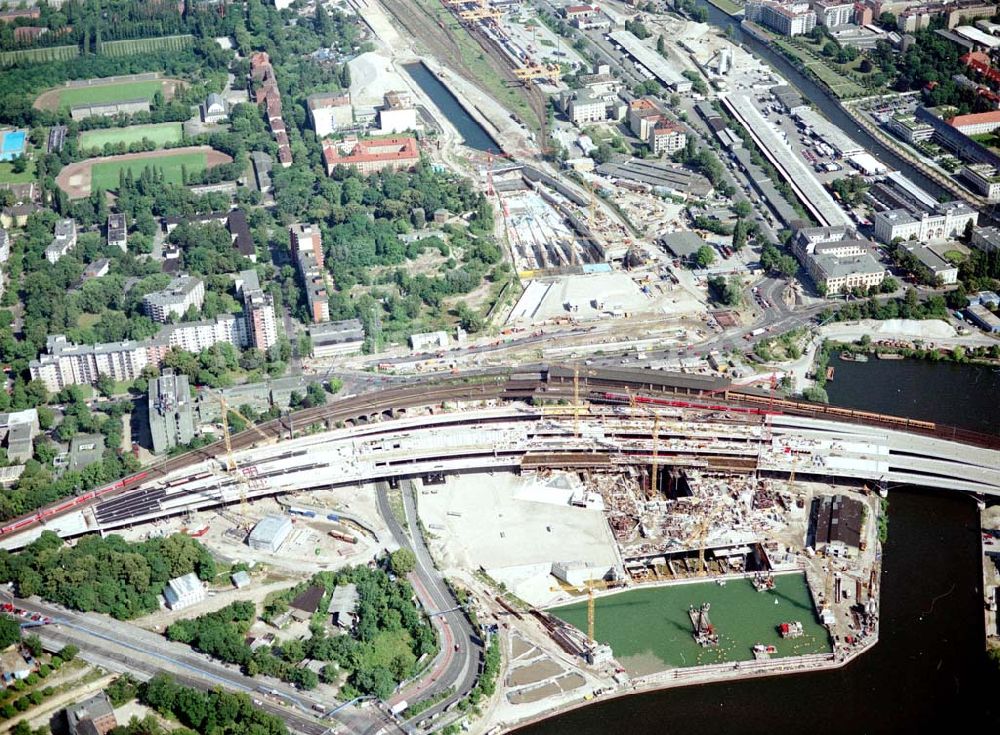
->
[[517, 358, 1000, 734], [402, 62, 498, 152]]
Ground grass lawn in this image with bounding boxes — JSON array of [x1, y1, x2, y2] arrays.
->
[[76, 313, 101, 329], [90, 150, 208, 190], [0, 157, 35, 184], [705, 0, 744, 15], [79, 122, 183, 149], [773, 38, 865, 99], [550, 574, 831, 675], [56, 80, 166, 110]]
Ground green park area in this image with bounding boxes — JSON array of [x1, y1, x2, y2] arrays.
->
[[550, 574, 831, 675], [773, 38, 866, 99], [90, 149, 208, 190], [54, 80, 166, 110], [79, 122, 183, 150]]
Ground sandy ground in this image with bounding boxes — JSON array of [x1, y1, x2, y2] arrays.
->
[[55, 146, 232, 198], [820, 318, 998, 347], [418, 473, 618, 603]]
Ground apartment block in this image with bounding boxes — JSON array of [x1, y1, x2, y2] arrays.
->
[[148, 368, 195, 453], [45, 218, 77, 263], [143, 275, 205, 323], [745, 0, 817, 35], [238, 269, 278, 351]]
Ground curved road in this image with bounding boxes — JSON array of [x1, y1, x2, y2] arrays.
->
[[375, 480, 482, 727]]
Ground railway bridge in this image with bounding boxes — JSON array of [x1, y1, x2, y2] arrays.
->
[[0, 365, 996, 550]]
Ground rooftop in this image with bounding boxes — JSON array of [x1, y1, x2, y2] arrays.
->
[[948, 109, 1000, 128], [322, 136, 419, 168]]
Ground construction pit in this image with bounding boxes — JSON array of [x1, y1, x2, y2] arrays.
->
[[417, 466, 881, 683]]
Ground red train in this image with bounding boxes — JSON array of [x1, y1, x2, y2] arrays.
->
[[0, 471, 149, 537], [601, 392, 781, 417]]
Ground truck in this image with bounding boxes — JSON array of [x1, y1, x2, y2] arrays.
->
[[747, 327, 767, 339], [390, 700, 408, 717]]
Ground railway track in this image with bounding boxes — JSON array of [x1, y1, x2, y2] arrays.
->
[[3, 365, 996, 539]]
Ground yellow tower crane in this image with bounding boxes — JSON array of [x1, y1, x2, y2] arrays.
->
[[552, 577, 619, 642], [216, 393, 273, 524]]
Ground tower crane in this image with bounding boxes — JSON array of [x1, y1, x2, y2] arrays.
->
[[212, 391, 273, 525], [551, 577, 621, 642]]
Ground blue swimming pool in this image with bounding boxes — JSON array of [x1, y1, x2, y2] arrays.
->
[[0, 130, 26, 161]]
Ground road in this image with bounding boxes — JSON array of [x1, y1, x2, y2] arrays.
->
[[375, 481, 482, 727], [5, 594, 399, 735]]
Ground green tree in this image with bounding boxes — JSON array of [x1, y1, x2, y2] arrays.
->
[[694, 245, 715, 269], [0, 615, 20, 649], [389, 548, 417, 575]]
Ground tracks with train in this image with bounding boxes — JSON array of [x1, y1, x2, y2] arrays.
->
[[3, 365, 997, 539]]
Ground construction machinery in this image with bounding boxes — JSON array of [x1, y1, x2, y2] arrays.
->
[[213, 392, 273, 526], [514, 63, 561, 85], [551, 577, 620, 642]]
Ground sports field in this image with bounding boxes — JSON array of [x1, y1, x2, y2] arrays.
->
[[33, 76, 184, 112], [91, 150, 207, 190], [79, 123, 183, 150], [549, 574, 831, 675], [55, 146, 232, 198]]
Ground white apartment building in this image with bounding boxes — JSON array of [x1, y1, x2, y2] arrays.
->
[[307, 92, 353, 137], [30, 315, 247, 392], [873, 202, 979, 243], [813, 0, 854, 27], [143, 275, 205, 323], [649, 121, 686, 155], [45, 218, 77, 263], [746, 0, 817, 35], [961, 164, 1000, 202]]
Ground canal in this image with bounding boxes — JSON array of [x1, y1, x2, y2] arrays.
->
[[402, 62, 498, 152], [698, 4, 954, 205], [516, 359, 1000, 734]]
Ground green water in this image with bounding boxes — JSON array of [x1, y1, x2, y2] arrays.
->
[[549, 575, 832, 675]]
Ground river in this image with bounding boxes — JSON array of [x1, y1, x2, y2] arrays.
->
[[516, 358, 1000, 735], [826, 357, 1000, 435]]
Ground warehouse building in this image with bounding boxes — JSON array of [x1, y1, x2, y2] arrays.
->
[[810, 494, 864, 558], [248, 515, 293, 553], [163, 572, 205, 610]]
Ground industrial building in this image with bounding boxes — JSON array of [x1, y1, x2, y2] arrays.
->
[[143, 275, 205, 323], [248, 515, 293, 553], [328, 583, 358, 628], [411, 330, 449, 351], [308, 92, 353, 137], [309, 319, 365, 358], [378, 91, 418, 134], [608, 31, 693, 91], [163, 572, 205, 610], [966, 303, 1000, 332], [811, 494, 864, 558], [290, 585, 325, 621], [659, 231, 709, 263], [148, 369, 195, 454]]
